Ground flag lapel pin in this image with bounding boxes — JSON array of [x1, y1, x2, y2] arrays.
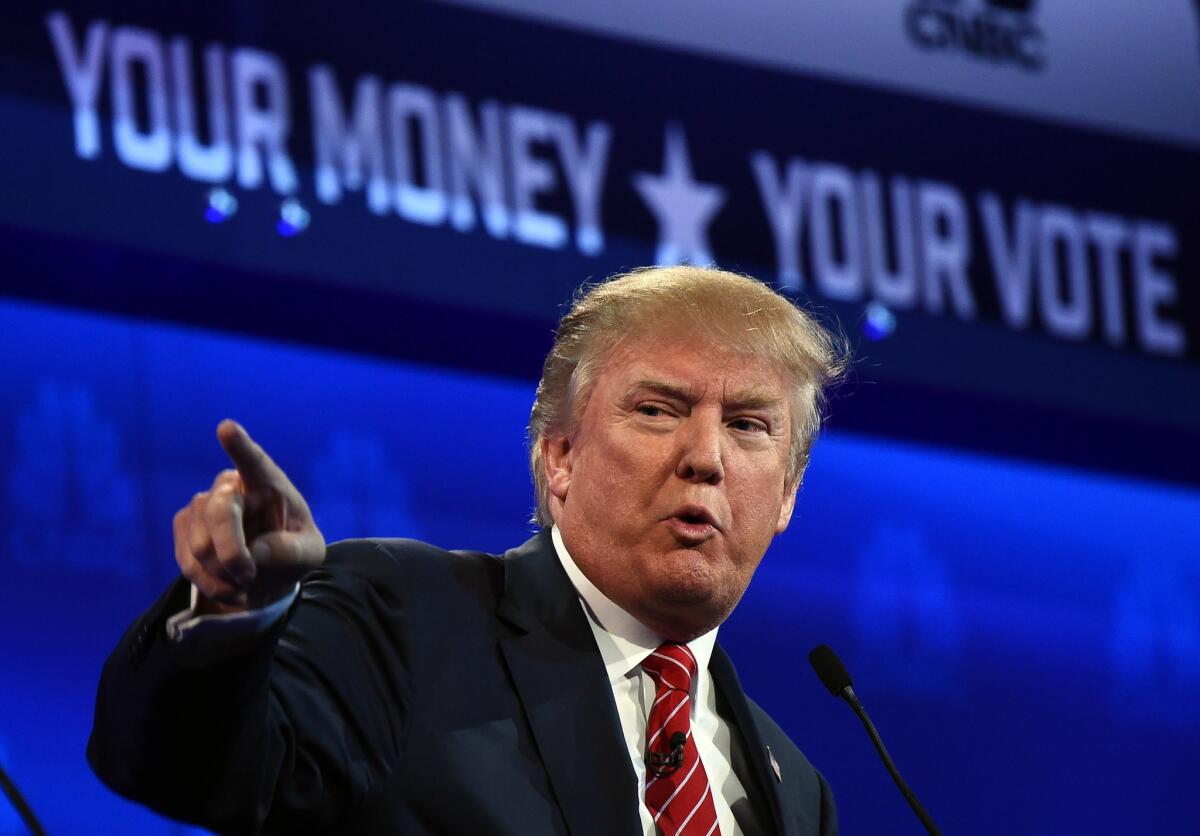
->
[[767, 746, 782, 782]]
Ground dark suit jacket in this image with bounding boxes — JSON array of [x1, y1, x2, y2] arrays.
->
[[89, 530, 836, 835]]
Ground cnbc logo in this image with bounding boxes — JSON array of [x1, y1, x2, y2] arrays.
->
[[905, 0, 1045, 72]]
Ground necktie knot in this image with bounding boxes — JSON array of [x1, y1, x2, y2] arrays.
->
[[640, 642, 698, 693]]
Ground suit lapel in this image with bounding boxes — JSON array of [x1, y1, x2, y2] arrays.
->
[[495, 531, 641, 836], [710, 645, 789, 835]]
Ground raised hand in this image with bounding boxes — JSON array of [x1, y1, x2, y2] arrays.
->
[[173, 420, 325, 614]]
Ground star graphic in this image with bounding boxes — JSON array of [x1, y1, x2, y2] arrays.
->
[[632, 126, 726, 265]]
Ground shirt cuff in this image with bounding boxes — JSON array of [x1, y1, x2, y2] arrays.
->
[[164, 583, 300, 652]]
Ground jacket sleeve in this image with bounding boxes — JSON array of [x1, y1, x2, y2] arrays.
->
[[87, 540, 412, 835]]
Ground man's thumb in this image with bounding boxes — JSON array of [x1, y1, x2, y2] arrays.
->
[[251, 531, 318, 567]]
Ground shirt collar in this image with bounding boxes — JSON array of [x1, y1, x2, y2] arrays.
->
[[551, 525, 718, 690]]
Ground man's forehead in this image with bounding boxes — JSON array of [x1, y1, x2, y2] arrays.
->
[[614, 348, 792, 405], [596, 326, 787, 381], [624, 374, 792, 410]]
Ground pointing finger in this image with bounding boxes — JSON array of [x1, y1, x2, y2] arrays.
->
[[216, 419, 286, 492]]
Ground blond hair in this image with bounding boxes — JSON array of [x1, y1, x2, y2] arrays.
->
[[527, 265, 849, 526]]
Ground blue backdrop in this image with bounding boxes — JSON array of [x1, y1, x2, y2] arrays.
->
[[0, 296, 1197, 834], [3, 1, 1200, 833]]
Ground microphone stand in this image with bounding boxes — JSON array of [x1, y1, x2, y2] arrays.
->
[[0, 763, 45, 836], [839, 684, 942, 836]]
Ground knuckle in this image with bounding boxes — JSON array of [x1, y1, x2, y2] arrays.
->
[[215, 541, 248, 566], [214, 548, 237, 568], [215, 483, 244, 510], [188, 526, 212, 556], [202, 492, 229, 523], [209, 537, 231, 561]]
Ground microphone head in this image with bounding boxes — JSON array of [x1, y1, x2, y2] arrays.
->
[[808, 644, 854, 696]]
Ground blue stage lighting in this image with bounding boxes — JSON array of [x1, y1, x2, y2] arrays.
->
[[277, 198, 311, 237], [204, 188, 238, 223], [862, 301, 897, 341]]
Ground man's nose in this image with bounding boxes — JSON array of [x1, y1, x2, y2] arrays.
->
[[675, 414, 724, 484]]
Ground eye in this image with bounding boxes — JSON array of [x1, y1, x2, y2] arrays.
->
[[728, 417, 768, 433], [637, 404, 667, 417]]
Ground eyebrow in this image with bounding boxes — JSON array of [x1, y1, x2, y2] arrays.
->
[[624, 378, 693, 403], [623, 378, 787, 413]]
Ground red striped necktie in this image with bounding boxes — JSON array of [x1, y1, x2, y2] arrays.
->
[[641, 642, 722, 836]]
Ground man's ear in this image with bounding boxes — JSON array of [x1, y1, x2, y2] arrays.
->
[[542, 433, 573, 502], [775, 478, 800, 534]]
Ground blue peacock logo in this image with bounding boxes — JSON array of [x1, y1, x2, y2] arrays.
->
[[7, 382, 144, 577]]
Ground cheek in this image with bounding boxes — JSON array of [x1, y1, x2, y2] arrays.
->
[[574, 438, 641, 511], [587, 429, 665, 486], [730, 472, 788, 535]]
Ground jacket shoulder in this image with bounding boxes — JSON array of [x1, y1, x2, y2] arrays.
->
[[317, 537, 506, 609]]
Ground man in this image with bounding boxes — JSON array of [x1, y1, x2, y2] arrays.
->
[[89, 265, 846, 835]]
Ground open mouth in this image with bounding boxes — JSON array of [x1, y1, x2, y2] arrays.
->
[[670, 505, 718, 528], [666, 506, 719, 541]]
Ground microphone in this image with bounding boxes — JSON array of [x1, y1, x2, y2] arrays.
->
[[808, 644, 942, 836], [645, 731, 687, 776]]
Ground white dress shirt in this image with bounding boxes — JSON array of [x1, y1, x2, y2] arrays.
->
[[551, 526, 748, 836]]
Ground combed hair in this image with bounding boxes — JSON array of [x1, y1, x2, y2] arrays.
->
[[527, 265, 850, 526]]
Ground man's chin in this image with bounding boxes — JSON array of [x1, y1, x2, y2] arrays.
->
[[650, 550, 718, 593], [644, 593, 732, 643], [645, 567, 733, 626]]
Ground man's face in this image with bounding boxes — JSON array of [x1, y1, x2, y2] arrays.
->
[[544, 332, 798, 641]]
